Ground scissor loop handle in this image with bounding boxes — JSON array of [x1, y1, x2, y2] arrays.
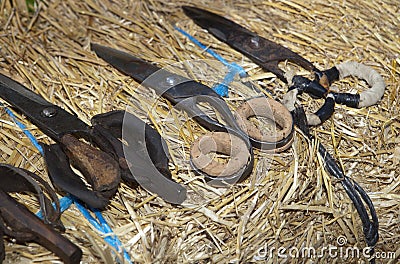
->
[[285, 61, 386, 126], [91, 110, 173, 183], [43, 143, 112, 209], [332, 61, 385, 108], [190, 131, 254, 186], [91, 110, 188, 205], [234, 97, 294, 152], [178, 94, 256, 185], [0, 164, 63, 228]]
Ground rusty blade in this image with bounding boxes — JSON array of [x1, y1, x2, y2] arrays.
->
[[182, 6, 315, 82]]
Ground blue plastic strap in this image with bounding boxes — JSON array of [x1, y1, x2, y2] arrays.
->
[[174, 26, 247, 97], [36, 195, 74, 219], [74, 201, 132, 264], [3, 105, 132, 264], [94, 210, 132, 263], [2, 104, 44, 154]]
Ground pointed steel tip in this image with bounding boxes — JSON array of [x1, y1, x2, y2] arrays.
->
[[90, 43, 103, 58], [90, 42, 98, 51], [182, 5, 206, 18], [88, 43, 162, 85], [91, 43, 123, 60], [90, 43, 107, 56], [182, 6, 231, 43], [89, 43, 129, 64], [182, 5, 196, 13]]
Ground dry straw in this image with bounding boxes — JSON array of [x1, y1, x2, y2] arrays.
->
[[0, 0, 399, 263]]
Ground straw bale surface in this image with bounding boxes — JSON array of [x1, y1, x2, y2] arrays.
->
[[0, 0, 399, 263]]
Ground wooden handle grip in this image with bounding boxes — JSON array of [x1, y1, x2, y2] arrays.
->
[[60, 134, 120, 197]]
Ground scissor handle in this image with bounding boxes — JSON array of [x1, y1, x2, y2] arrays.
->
[[90, 110, 187, 205], [190, 131, 253, 186], [0, 190, 82, 264], [171, 92, 255, 184], [43, 143, 112, 209], [286, 61, 386, 126], [91, 110, 173, 182], [0, 164, 82, 264], [60, 133, 121, 196], [43, 131, 121, 209], [234, 97, 294, 152], [0, 164, 62, 227]]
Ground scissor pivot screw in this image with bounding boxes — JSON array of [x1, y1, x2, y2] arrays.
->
[[165, 76, 176, 86], [41, 107, 57, 118], [249, 36, 260, 49]]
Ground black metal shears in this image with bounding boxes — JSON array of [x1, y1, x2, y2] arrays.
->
[[91, 43, 294, 186], [182, 6, 385, 126], [182, 6, 381, 260], [0, 73, 187, 207]]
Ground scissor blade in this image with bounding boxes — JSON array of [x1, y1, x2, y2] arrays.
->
[[0, 73, 87, 141], [183, 6, 315, 82], [91, 43, 219, 102], [91, 43, 161, 84], [182, 6, 255, 42]]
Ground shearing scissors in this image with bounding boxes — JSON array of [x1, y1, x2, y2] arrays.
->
[[91, 43, 294, 187], [0, 73, 187, 206], [182, 6, 382, 262], [182, 6, 385, 126]]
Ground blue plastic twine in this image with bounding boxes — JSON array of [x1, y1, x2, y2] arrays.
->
[[36, 195, 73, 219], [174, 26, 247, 97], [2, 105, 44, 154], [74, 200, 132, 263], [2, 104, 132, 264]]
